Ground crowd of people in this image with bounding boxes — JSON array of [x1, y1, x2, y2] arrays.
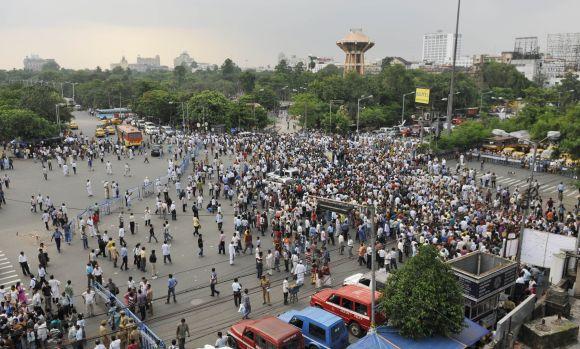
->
[[0, 115, 578, 349]]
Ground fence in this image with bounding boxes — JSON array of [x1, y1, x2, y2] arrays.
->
[[142, 182, 155, 198], [127, 186, 142, 202], [92, 282, 166, 349], [493, 294, 536, 348]]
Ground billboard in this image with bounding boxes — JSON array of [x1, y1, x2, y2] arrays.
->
[[415, 88, 430, 104]]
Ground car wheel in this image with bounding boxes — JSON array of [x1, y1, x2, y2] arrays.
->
[[349, 322, 363, 337], [313, 304, 322, 309]]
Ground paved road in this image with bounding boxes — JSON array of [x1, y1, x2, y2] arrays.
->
[[447, 159, 578, 209], [0, 112, 378, 347]]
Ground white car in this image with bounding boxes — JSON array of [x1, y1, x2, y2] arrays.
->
[[145, 126, 159, 135], [160, 125, 175, 136], [343, 269, 389, 290]]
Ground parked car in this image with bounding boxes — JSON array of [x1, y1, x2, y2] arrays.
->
[[278, 307, 349, 349], [68, 121, 79, 130], [227, 316, 304, 349], [111, 117, 122, 125], [310, 285, 384, 337], [343, 269, 389, 290], [105, 125, 116, 135]]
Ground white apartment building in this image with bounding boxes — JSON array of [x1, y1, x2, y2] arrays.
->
[[422, 31, 462, 65], [547, 33, 580, 68], [174, 52, 195, 68], [23, 54, 57, 71]]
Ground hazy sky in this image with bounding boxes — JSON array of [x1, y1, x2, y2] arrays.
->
[[0, 0, 578, 70]]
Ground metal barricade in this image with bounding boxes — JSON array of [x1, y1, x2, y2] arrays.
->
[[127, 186, 142, 202], [91, 282, 166, 349], [142, 182, 155, 198], [107, 198, 123, 214]]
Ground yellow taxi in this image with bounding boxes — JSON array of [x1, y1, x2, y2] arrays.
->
[[95, 128, 106, 138], [100, 119, 111, 127], [69, 121, 79, 130], [111, 117, 122, 125], [105, 125, 116, 135]]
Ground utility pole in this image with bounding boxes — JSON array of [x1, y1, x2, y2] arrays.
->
[[369, 205, 377, 329], [445, 0, 461, 134]]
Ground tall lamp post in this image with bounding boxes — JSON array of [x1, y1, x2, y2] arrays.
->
[[445, 0, 462, 134], [329, 99, 343, 133], [401, 91, 415, 124], [357, 95, 373, 133]]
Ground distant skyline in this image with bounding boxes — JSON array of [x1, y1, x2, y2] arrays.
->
[[0, 0, 578, 70]]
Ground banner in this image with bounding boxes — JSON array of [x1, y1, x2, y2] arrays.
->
[[415, 88, 430, 104]]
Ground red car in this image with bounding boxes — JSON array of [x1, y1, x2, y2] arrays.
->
[[310, 285, 384, 337], [227, 316, 304, 349]]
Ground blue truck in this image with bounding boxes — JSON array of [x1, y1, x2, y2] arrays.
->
[[278, 306, 349, 349]]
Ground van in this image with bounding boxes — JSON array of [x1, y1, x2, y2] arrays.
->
[[278, 307, 349, 349], [227, 316, 304, 349], [310, 285, 384, 337], [342, 269, 389, 290]]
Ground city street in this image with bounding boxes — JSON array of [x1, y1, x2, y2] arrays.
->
[[0, 112, 378, 347]]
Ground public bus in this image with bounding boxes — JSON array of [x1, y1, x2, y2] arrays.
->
[[116, 125, 143, 147]]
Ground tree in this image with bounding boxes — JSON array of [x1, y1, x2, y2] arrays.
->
[[480, 62, 532, 94], [187, 90, 231, 127], [378, 245, 464, 339], [0, 108, 59, 141], [380, 57, 394, 71], [239, 71, 257, 93], [135, 89, 175, 124], [253, 87, 278, 110], [41, 60, 60, 71], [221, 58, 241, 81], [289, 93, 326, 129], [173, 65, 187, 86], [17, 85, 70, 123]]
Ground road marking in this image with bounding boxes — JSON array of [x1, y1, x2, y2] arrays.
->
[[0, 266, 14, 270], [0, 274, 20, 282]]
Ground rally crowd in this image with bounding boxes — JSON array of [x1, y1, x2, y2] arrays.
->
[[0, 120, 578, 349]]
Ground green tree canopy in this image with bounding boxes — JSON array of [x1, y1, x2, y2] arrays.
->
[[379, 244, 464, 339], [0, 108, 59, 141], [289, 92, 326, 129], [135, 89, 176, 123], [187, 90, 231, 126]]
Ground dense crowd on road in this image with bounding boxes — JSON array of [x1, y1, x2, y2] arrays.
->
[[0, 121, 578, 349]]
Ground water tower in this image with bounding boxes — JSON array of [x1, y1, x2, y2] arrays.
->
[[336, 28, 375, 75]]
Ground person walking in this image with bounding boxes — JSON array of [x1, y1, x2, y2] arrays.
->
[[86, 179, 93, 197], [256, 252, 263, 279], [282, 277, 289, 305], [166, 274, 177, 303], [18, 251, 31, 277], [232, 278, 242, 308], [120, 245, 128, 271], [241, 289, 251, 319], [260, 275, 271, 306], [175, 319, 190, 349], [51, 228, 63, 253], [162, 242, 172, 264], [148, 225, 158, 243], [228, 241, 236, 265], [197, 234, 204, 257], [209, 268, 220, 297], [150, 250, 158, 279]]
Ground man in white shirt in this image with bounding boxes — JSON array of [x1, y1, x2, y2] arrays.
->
[[161, 242, 172, 264], [18, 251, 32, 277], [231, 278, 242, 308], [118, 226, 126, 247], [294, 260, 306, 286], [82, 287, 96, 317], [109, 335, 121, 349], [282, 277, 289, 305], [48, 275, 61, 304]]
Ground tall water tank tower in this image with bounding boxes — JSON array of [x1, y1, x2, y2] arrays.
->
[[336, 28, 375, 75]]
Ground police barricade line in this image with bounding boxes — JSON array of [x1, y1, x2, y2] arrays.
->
[[107, 198, 123, 214], [92, 282, 165, 349], [142, 183, 155, 198], [127, 186, 142, 202]]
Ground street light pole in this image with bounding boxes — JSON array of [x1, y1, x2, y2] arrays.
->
[[369, 205, 377, 329], [446, 0, 462, 134], [357, 95, 373, 134], [402, 91, 415, 124]]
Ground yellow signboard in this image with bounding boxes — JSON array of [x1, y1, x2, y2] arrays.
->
[[415, 88, 430, 104]]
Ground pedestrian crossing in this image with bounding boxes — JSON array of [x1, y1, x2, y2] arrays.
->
[[493, 175, 577, 198], [0, 251, 21, 287]]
